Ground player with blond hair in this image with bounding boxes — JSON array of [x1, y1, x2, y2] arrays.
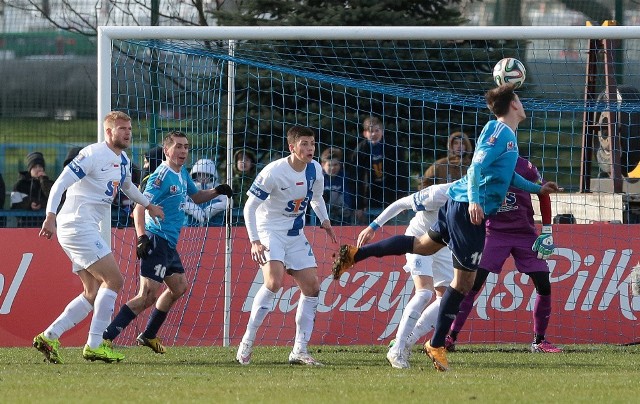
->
[[34, 111, 164, 363]]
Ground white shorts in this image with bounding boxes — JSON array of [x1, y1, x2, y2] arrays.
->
[[258, 230, 317, 271], [57, 229, 112, 273], [403, 247, 453, 288]]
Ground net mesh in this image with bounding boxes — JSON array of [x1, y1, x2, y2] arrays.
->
[[107, 33, 640, 346]]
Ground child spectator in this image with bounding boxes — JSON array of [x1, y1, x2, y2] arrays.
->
[[320, 147, 355, 225], [231, 148, 257, 208], [350, 116, 409, 224]]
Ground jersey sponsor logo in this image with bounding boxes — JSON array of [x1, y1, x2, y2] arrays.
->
[[285, 197, 310, 214], [497, 192, 518, 213], [105, 180, 120, 198], [280, 186, 291, 191], [152, 177, 163, 188]]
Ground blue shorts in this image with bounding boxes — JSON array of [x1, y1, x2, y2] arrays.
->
[[430, 199, 486, 272], [141, 233, 185, 283]]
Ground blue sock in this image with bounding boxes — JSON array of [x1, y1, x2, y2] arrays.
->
[[431, 286, 466, 347], [103, 304, 136, 341], [143, 308, 168, 339], [355, 235, 414, 262]]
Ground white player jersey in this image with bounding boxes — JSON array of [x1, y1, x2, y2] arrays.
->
[[57, 142, 134, 227], [247, 158, 324, 236], [405, 182, 451, 237]]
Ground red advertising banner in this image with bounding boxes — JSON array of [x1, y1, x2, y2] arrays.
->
[[1, 224, 639, 347]]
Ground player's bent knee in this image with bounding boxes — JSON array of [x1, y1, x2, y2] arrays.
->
[[105, 274, 125, 291]]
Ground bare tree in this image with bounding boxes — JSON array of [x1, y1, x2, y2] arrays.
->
[[3, 0, 235, 36]]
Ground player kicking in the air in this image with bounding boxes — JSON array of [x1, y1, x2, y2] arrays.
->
[[332, 84, 561, 371], [35, 111, 164, 363], [102, 131, 233, 354], [353, 182, 454, 369], [236, 126, 337, 366], [446, 156, 562, 354]]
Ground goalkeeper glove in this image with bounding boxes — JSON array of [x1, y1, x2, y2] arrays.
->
[[136, 234, 153, 260], [532, 225, 554, 260], [215, 184, 233, 198]]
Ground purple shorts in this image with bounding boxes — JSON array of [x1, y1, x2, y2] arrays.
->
[[478, 232, 549, 274]]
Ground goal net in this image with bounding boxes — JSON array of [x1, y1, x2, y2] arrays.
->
[[100, 25, 640, 348]]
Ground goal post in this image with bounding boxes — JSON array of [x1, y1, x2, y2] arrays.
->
[[98, 25, 640, 348]]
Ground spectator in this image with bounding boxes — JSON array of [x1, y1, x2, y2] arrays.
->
[[422, 131, 473, 187], [231, 148, 258, 210], [140, 146, 164, 189], [350, 116, 409, 224], [10, 151, 54, 227], [183, 158, 229, 226], [320, 147, 355, 225]]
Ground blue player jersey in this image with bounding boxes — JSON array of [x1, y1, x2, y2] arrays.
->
[[143, 162, 198, 248], [447, 120, 541, 216]]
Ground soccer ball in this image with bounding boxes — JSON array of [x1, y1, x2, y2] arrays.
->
[[493, 58, 526, 88]]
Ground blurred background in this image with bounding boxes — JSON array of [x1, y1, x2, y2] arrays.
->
[[1, 0, 639, 224]]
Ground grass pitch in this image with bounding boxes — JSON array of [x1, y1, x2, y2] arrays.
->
[[2, 344, 638, 403]]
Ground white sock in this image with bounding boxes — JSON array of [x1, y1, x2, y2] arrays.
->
[[44, 294, 93, 340], [293, 295, 318, 354], [391, 288, 432, 353], [87, 288, 117, 348], [406, 296, 442, 347], [242, 286, 276, 345]]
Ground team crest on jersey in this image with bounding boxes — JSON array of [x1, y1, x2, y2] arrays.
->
[[506, 141, 515, 151], [170, 185, 178, 194], [486, 134, 499, 146]]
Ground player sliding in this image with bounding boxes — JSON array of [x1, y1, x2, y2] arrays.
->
[[354, 182, 453, 368], [236, 126, 337, 366], [446, 156, 562, 354], [332, 84, 561, 371]]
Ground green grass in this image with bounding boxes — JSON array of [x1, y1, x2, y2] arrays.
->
[[2, 344, 639, 403]]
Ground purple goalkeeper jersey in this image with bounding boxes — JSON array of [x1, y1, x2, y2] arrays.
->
[[485, 157, 542, 236]]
